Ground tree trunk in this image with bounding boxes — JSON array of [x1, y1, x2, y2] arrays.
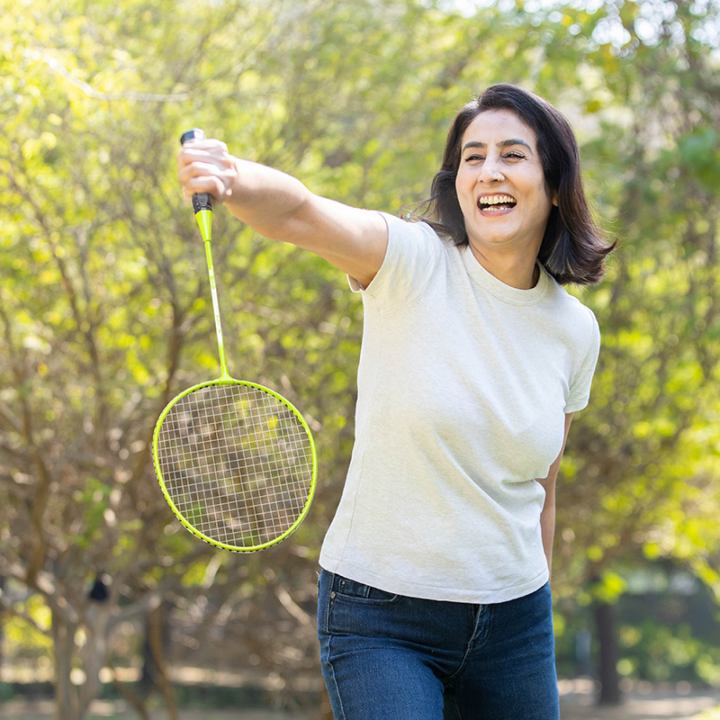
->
[[52, 611, 80, 720], [0, 576, 5, 678], [51, 602, 111, 720], [141, 600, 177, 720], [140, 601, 170, 691], [77, 604, 110, 718], [593, 598, 622, 705]]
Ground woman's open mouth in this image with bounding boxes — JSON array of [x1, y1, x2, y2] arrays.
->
[[477, 193, 517, 217]]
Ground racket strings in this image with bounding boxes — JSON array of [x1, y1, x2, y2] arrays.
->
[[156, 384, 314, 547]]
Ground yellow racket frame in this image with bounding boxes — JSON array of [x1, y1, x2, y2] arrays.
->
[[152, 377, 317, 552]]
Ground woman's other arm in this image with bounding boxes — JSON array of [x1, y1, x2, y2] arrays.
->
[[538, 413, 575, 576]]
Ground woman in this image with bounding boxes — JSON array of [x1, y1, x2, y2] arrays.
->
[[178, 83, 615, 720]]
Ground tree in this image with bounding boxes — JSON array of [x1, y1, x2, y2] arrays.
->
[[2, 1, 719, 717], [535, 0, 720, 703]]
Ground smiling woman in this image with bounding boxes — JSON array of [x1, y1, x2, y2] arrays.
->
[[421, 84, 615, 285], [177, 82, 616, 720], [455, 110, 556, 289]]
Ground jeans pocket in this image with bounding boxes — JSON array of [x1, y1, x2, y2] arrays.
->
[[333, 574, 399, 604], [324, 573, 402, 637]]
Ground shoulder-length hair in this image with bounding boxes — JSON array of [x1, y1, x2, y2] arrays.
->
[[417, 84, 615, 285]]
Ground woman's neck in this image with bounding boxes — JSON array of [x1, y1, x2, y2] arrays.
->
[[467, 242, 540, 289]]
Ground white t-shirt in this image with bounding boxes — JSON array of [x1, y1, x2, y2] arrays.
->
[[319, 212, 601, 604]]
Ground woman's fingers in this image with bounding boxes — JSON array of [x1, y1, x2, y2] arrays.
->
[[182, 175, 225, 200], [178, 139, 237, 202]]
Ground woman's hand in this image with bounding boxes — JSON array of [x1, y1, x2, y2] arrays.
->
[[177, 138, 239, 204]]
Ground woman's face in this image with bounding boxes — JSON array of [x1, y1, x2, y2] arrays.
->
[[454, 109, 557, 254]]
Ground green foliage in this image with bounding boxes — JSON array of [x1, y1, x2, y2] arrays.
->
[[1, 0, 720, 711], [550, 0, 720, 606], [676, 127, 720, 191], [619, 621, 720, 686], [4, 596, 53, 657], [591, 571, 628, 604]]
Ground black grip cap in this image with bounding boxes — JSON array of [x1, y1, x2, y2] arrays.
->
[[180, 128, 213, 212], [180, 128, 206, 145]]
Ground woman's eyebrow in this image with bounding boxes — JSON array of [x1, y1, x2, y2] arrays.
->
[[461, 139, 533, 153]]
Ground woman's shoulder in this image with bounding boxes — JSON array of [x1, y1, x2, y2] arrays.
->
[[542, 272, 600, 339], [358, 212, 448, 303]]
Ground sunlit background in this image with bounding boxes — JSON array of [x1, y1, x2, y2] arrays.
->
[[1, 0, 720, 718]]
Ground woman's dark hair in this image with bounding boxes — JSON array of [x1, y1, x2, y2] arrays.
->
[[417, 84, 615, 285]]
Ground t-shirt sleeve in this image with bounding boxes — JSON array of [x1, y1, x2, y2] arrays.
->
[[347, 212, 443, 303], [565, 308, 601, 413]]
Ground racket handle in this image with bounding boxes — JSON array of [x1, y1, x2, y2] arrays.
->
[[180, 129, 213, 214]]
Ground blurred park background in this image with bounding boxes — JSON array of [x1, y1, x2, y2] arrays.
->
[[1, 0, 720, 718]]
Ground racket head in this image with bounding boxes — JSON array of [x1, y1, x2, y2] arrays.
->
[[152, 378, 317, 552]]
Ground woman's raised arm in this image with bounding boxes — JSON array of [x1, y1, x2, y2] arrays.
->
[[178, 138, 388, 288]]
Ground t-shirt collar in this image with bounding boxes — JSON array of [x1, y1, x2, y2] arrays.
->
[[461, 244, 550, 305]]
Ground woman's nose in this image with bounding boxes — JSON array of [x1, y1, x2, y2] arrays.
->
[[477, 158, 505, 183]]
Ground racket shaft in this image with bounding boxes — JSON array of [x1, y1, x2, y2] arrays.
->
[[202, 230, 229, 379]]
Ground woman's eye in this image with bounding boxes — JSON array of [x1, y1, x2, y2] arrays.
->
[[464, 152, 525, 162]]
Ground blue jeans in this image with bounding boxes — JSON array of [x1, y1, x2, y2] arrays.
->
[[317, 569, 559, 720]]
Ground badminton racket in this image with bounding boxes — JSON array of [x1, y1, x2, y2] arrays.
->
[[152, 128, 317, 552]]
